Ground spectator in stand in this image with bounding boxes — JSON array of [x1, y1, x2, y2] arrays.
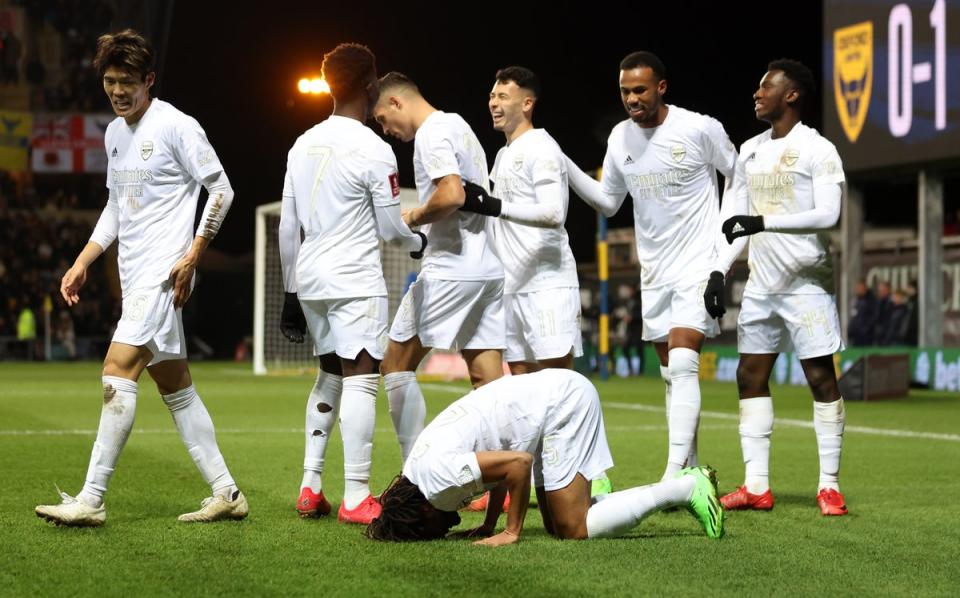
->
[[878, 289, 910, 346], [903, 280, 919, 346], [848, 280, 878, 346], [873, 281, 893, 345]]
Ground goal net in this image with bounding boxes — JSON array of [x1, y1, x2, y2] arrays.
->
[[253, 189, 421, 374]]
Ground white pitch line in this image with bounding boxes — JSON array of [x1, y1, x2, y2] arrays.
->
[[604, 401, 960, 442]]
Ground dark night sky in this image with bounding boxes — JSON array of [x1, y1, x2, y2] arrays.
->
[[158, 0, 823, 258]]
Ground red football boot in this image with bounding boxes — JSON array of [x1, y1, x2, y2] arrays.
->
[[816, 488, 848, 516], [720, 485, 775, 510], [338, 494, 382, 524], [464, 492, 511, 513], [296, 487, 331, 518]]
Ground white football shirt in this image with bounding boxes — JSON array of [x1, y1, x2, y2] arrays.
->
[[736, 122, 846, 295], [413, 111, 503, 281], [281, 115, 401, 299], [490, 129, 579, 294], [601, 105, 737, 289], [402, 369, 588, 511], [103, 99, 224, 293]]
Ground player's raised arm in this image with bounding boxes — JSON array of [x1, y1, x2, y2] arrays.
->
[[563, 154, 626, 217], [460, 158, 567, 228]]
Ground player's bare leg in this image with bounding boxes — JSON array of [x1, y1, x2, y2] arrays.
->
[[147, 358, 246, 522], [462, 348, 504, 388], [508, 353, 571, 376], [382, 336, 432, 461], [800, 354, 847, 515], [722, 353, 778, 510], [659, 327, 705, 478]]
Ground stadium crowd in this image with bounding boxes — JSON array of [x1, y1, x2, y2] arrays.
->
[[0, 201, 117, 359], [848, 279, 919, 346]]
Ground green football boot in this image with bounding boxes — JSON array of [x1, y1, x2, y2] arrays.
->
[[679, 465, 724, 539], [591, 475, 613, 498]]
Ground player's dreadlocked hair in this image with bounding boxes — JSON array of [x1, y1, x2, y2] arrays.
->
[[768, 58, 815, 112], [365, 475, 460, 542], [322, 43, 377, 101], [93, 29, 155, 80], [619, 51, 667, 81]]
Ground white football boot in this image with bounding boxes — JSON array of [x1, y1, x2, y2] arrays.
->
[[35, 489, 106, 527], [178, 491, 249, 523]]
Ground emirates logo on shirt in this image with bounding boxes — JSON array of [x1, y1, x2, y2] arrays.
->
[[389, 172, 400, 198]]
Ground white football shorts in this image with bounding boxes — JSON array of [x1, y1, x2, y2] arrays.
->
[[737, 292, 844, 359], [389, 277, 505, 352], [641, 278, 720, 342], [112, 282, 186, 365], [301, 296, 389, 360], [504, 287, 583, 363]]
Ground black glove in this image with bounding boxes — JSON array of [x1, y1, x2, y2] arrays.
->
[[280, 292, 307, 343], [722, 215, 765, 244], [460, 180, 502, 217], [410, 231, 427, 259], [703, 271, 726, 319]]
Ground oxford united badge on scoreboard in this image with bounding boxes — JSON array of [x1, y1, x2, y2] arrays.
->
[[833, 21, 873, 143]]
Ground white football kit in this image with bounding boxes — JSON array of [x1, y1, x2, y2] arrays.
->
[[390, 111, 505, 351], [734, 122, 846, 359], [94, 99, 228, 363], [280, 115, 420, 360], [490, 129, 582, 362], [403, 369, 613, 511], [601, 106, 737, 341]]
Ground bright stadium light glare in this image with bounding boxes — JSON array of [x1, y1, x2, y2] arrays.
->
[[298, 77, 330, 95], [309, 78, 330, 94]]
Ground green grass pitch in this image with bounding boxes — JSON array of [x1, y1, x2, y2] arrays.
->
[[1, 361, 957, 596]]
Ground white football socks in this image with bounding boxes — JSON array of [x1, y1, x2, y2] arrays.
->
[[384, 371, 426, 462], [814, 398, 845, 492], [738, 396, 774, 494], [586, 475, 695, 538], [663, 348, 701, 479], [77, 376, 138, 508], [162, 385, 237, 499], [340, 374, 379, 509], [301, 370, 343, 492]]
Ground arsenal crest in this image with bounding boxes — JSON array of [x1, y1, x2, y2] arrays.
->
[[140, 140, 154, 160], [833, 21, 873, 143], [670, 145, 685, 163], [782, 149, 799, 167]]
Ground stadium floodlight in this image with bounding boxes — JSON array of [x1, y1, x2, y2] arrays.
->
[[297, 77, 330, 95]]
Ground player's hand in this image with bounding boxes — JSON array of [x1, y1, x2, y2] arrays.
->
[[410, 231, 427, 260], [703, 271, 726, 319], [474, 529, 519, 547], [60, 263, 88, 306], [402, 208, 415, 227], [460, 180, 502, 217], [450, 524, 495, 539], [722, 215, 765, 243], [280, 292, 307, 343], [168, 255, 198, 308]]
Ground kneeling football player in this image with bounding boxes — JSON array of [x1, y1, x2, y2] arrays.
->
[[365, 370, 724, 545]]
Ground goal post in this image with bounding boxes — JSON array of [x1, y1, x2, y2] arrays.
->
[[253, 189, 422, 375]]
